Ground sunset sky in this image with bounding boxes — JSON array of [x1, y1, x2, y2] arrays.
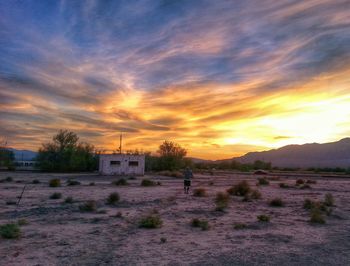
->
[[1, 0, 350, 159]]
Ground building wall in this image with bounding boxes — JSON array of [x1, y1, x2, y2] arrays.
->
[[99, 154, 145, 175]]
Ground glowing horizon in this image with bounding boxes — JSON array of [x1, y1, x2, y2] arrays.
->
[[1, 1, 350, 160]]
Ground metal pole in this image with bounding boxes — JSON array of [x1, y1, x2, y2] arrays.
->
[[17, 185, 26, 207]]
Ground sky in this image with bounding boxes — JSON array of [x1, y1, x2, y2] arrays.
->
[[1, 0, 350, 159]]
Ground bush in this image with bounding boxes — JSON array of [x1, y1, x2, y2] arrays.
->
[[269, 198, 284, 207], [257, 215, 270, 222], [193, 188, 207, 197], [139, 214, 163, 228], [257, 178, 269, 186], [6, 201, 17, 205], [64, 197, 74, 204], [32, 179, 40, 184], [5, 176, 13, 182], [227, 181, 251, 196], [191, 218, 209, 230], [67, 179, 81, 186], [279, 183, 289, 188], [17, 219, 29, 226], [303, 199, 317, 210], [89, 182, 95, 186], [296, 179, 305, 185], [209, 181, 214, 186], [233, 223, 247, 230], [310, 208, 325, 224], [141, 179, 156, 187], [0, 223, 21, 239], [49, 178, 61, 187], [250, 190, 262, 199], [107, 192, 120, 205], [79, 200, 97, 212], [324, 193, 334, 207], [50, 192, 62, 199], [299, 184, 311, 189], [160, 237, 167, 243], [112, 178, 128, 186], [215, 192, 230, 211]]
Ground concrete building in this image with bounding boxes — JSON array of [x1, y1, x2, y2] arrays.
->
[[99, 154, 145, 175]]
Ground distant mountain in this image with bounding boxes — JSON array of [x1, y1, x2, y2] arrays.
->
[[235, 138, 350, 168], [9, 148, 38, 161]]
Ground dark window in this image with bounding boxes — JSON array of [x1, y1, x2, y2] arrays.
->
[[110, 161, 121, 166], [129, 161, 139, 167]]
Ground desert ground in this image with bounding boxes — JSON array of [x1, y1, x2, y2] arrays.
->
[[0, 171, 350, 266]]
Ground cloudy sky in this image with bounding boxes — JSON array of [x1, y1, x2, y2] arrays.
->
[[1, 0, 350, 159]]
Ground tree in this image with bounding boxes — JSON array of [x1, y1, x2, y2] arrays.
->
[[157, 141, 187, 170], [37, 130, 97, 172], [0, 139, 15, 170]]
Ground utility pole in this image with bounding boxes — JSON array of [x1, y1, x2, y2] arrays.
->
[[119, 133, 122, 154]]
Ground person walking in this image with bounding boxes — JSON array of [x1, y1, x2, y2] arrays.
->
[[183, 167, 193, 194]]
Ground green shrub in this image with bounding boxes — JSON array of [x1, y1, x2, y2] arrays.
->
[[0, 223, 21, 239], [233, 223, 247, 230], [49, 178, 61, 187], [64, 197, 74, 204], [257, 215, 270, 222], [112, 178, 128, 186], [324, 193, 334, 207], [279, 183, 289, 188], [303, 199, 317, 210], [227, 181, 251, 196], [67, 179, 81, 186], [17, 219, 29, 226], [141, 179, 156, 187], [269, 198, 284, 207], [107, 192, 120, 205], [5, 176, 13, 182], [79, 200, 97, 212], [250, 190, 262, 199], [191, 218, 209, 230], [257, 178, 269, 186], [50, 192, 62, 199], [215, 192, 230, 211], [32, 179, 40, 184], [296, 179, 305, 185], [310, 208, 325, 224], [193, 188, 207, 197], [139, 214, 163, 228]]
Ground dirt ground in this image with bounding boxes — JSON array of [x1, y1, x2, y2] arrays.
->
[[0, 171, 349, 266]]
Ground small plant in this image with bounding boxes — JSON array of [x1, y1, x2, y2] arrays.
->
[[306, 179, 317, 184], [309, 208, 325, 224], [139, 214, 163, 229], [233, 223, 247, 230], [193, 188, 207, 197], [141, 179, 156, 187], [89, 182, 95, 186], [303, 199, 317, 210], [324, 193, 334, 207], [250, 190, 262, 199], [128, 176, 136, 180], [227, 181, 251, 196], [6, 201, 17, 205], [157, 181, 162, 186], [5, 176, 13, 182], [79, 200, 97, 212], [160, 237, 167, 243], [17, 219, 29, 226], [107, 192, 120, 205], [49, 178, 61, 187], [257, 215, 270, 222], [215, 192, 230, 211], [64, 197, 74, 204], [32, 179, 40, 184], [50, 192, 62, 199], [257, 178, 269, 186], [67, 179, 81, 186], [296, 179, 305, 185], [279, 183, 289, 188], [300, 184, 311, 189], [0, 223, 21, 239], [269, 198, 284, 207], [112, 178, 128, 186], [209, 181, 214, 186], [191, 218, 209, 230]]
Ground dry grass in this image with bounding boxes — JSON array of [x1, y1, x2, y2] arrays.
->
[[193, 188, 207, 197], [227, 181, 251, 196]]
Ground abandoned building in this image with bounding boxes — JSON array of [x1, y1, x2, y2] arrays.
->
[[99, 154, 145, 175]]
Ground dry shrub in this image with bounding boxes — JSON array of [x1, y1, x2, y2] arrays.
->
[[141, 179, 156, 186], [310, 208, 325, 224], [139, 214, 163, 229], [50, 192, 62, 199], [269, 198, 284, 207], [324, 193, 334, 207], [0, 223, 21, 239], [191, 218, 209, 230], [296, 179, 305, 185], [250, 189, 262, 199], [215, 192, 230, 211], [227, 181, 251, 196], [32, 179, 40, 184], [49, 178, 61, 187], [279, 183, 289, 188], [67, 179, 81, 186], [257, 178, 269, 186], [107, 192, 120, 205], [17, 219, 29, 226], [257, 215, 270, 222], [64, 197, 74, 204], [89, 182, 95, 186], [112, 178, 129, 186], [193, 188, 207, 197], [233, 223, 247, 230], [79, 200, 97, 212]]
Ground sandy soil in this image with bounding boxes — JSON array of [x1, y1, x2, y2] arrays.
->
[[0, 171, 349, 266]]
